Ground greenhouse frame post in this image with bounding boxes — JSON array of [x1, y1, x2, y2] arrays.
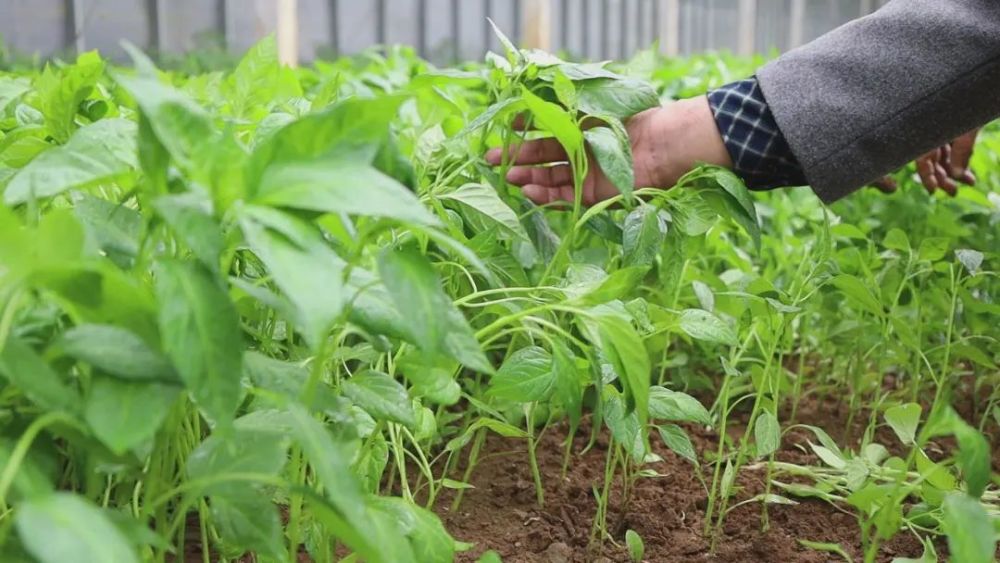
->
[[277, 0, 299, 67], [658, 0, 680, 57], [523, 0, 551, 51], [737, 0, 757, 56], [789, 0, 806, 48]]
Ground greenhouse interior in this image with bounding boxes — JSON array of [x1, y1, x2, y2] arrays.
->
[[0, 1, 997, 562]]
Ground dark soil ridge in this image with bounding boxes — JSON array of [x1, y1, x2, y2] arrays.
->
[[436, 390, 1000, 563]]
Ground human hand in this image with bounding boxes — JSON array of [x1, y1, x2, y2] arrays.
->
[[873, 129, 979, 196], [484, 96, 732, 206]]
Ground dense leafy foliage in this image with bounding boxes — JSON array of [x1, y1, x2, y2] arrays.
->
[[0, 34, 996, 563]]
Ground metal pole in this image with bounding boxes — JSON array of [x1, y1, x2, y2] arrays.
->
[[329, 0, 339, 56], [559, 0, 569, 53], [146, 0, 161, 52], [484, 0, 493, 54], [737, 0, 756, 56], [659, 0, 679, 56], [581, 0, 590, 58], [600, 0, 608, 59], [375, 0, 386, 45], [619, 0, 628, 59], [860, 0, 873, 16], [67, 0, 86, 53], [417, 0, 427, 56], [649, 0, 663, 49], [512, 0, 522, 46], [789, 0, 805, 48], [450, 0, 460, 61]]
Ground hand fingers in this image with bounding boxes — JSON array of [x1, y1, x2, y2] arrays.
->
[[933, 159, 957, 196], [520, 184, 576, 207], [872, 176, 897, 193], [506, 164, 574, 187], [916, 155, 938, 194], [485, 138, 569, 166], [511, 113, 533, 131], [949, 129, 978, 180]]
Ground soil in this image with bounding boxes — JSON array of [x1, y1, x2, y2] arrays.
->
[[176, 377, 999, 562], [434, 389, 999, 563]]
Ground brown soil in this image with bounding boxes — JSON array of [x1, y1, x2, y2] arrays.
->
[[435, 390, 997, 563]]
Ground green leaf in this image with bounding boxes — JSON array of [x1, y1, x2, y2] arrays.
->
[[476, 551, 503, 563], [754, 411, 781, 458], [596, 314, 650, 432], [692, 280, 715, 312], [240, 210, 344, 348], [648, 386, 710, 425], [797, 540, 854, 562], [73, 194, 142, 267], [883, 228, 910, 252], [584, 125, 633, 200], [4, 119, 137, 205], [0, 439, 54, 500], [286, 405, 404, 561], [397, 352, 461, 406], [342, 371, 416, 427], [488, 346, 555, 403], [378, 247, 490, 371], [925, 406, 992, 498], [942, 493, 995, 563], [956, 249, 984, 274], [487, 18, 520, 63], [34, 51, 105, 143], [187, 429, 288, 495], [54, 324, 177, 383], [677, 308, 737, 346], [441, 183, 529, 241], [210, 493, 284, 560], [254, 158, 438, 226], [111, 70, 216, 179], [625, 529, 645, 563], [247, 96, 405, 191], [371, 497, 456, 563], [16, 493, 138, 563], [152, 193, 224, 274], [575, 78, 660, 119], [622, 205, 666, 267], [830, 274, 883, 317], [953, 422, 991, 499], [0, 77, 30, 113], [0, 337, 80, 413], [521, 88, 583, 159], [84, 376, 179, 455], [884, 403, 921, 445], [686, 167, 761, 250], [155, 260, 243, 426], [227, 36, 301, 116], [552, 340, 582, 431], [603, 387, 646, 462], [917, 237, 949, 262], [657, 424, 697, 464]]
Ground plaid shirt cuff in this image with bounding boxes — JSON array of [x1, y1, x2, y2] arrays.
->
[[707, 77, 807, 190]]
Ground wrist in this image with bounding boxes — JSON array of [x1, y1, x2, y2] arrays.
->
[[643, 96, 734, 189]]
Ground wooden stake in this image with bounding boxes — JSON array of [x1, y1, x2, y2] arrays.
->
[[522, 0, 551, 51], [276, 0, 298, 67]]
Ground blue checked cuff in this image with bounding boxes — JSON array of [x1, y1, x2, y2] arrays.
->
[[707, 77, 807, 190]]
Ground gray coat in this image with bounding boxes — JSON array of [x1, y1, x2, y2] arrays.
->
[[756, 0, 1000, 203]]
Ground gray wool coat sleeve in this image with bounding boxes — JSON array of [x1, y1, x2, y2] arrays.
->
[[755, 0, 1000, 203]]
